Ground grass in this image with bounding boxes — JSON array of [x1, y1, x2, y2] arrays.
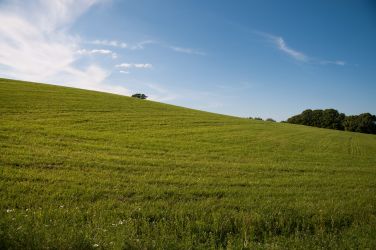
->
[[0, 78, 376, 249]]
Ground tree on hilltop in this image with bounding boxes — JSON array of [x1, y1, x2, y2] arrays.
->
[[132, 93, 147, 99]]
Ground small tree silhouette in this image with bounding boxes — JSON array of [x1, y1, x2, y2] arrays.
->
[[266, 118, 276, 122], [132, 93, 147, 99]]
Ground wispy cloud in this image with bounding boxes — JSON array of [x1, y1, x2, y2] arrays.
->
[[89, 39, 155, 50], [89, 38, 205, 56], [130, 40, 155, 50], [91, 39, 128, 48], [77, 49, 117, 59], [116, 63, 153, 69], [133, 63, 153, 68], [115, 63, 152, 74], [273, 36, 308, 62], [319, 60, 346, 66], [257, 32, 345, 66], [0, 0, 131, 95], [170, 46, 206, 56]]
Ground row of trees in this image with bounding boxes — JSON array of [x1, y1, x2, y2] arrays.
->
[[287, 109, 376, 134], [131, 94, 374, 135]]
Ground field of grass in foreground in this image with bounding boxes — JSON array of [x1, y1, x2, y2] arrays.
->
[[0, 78, 376, 249]]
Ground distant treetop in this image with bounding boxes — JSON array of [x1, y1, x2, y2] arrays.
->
[[266, 118, 276, 122], [132, 93, 147, 99]]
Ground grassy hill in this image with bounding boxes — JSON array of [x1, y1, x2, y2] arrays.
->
[[1, 78, 375, 249]]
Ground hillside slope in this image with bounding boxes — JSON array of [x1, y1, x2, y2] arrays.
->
[[1, 78, 376, 249]]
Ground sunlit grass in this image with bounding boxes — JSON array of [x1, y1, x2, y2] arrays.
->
[[1, 78, 376, 249]]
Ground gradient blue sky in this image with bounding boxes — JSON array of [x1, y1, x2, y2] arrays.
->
[[0, 0, 375, 120]]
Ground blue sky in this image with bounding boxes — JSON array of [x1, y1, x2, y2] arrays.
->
[[0, 0, 375, 120]]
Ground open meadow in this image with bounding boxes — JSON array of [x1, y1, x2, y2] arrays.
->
[[1, 78, 376, 249]]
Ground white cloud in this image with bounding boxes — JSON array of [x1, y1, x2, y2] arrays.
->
[[257, 31, 345, 66], [116, 63, 153, 69], [273, 37, 308, 62], [320, 60, 346, 66], [116, 63, 132, 69], [259, 32, 308, 62], [90, 39, 205, 57], [170, 46, 206, 56], [130, 40, 155, 50], [0, 0, 130, 95], [91, 39, 128, 48], [89, 39, 155, 50], [134, 63, 153, 68], [77, 49, 117, 59]]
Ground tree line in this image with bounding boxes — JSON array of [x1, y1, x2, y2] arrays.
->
[[132, 93, 375, 135], [286, 109, 376, 134]]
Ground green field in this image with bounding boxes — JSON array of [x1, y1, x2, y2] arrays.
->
[[0, 78, 376, 249]]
